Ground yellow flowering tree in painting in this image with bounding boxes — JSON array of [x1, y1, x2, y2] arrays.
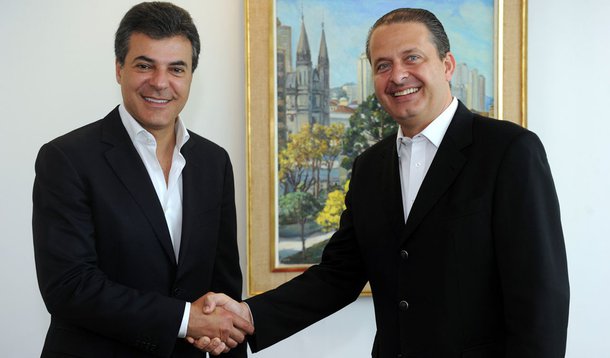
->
[[316, 180, 349, 232]]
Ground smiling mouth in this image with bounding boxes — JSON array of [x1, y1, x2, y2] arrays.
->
[[144, 97, 171, 104], [393, 88, 419, 97]]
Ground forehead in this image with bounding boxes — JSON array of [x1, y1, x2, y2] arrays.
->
[[126, 33, 192, 63], [369, 22, 436, 58]]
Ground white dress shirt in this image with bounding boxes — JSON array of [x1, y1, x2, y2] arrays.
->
[[396, 97, 457, 222], [119, 104, 191, 338]]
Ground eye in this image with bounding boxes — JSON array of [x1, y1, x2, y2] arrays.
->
[[376, 62, 390, 73], [405, 55, 420, 62], [135, 63, 152, 71], [171, 66, 187, 76]]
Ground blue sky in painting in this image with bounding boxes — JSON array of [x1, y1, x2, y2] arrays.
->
[[276, 0, 495, 96]]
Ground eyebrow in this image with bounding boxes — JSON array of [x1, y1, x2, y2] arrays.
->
[[133, 55, 154, 64], [373, 48, 421, 66], [132, 56, 188, 67]]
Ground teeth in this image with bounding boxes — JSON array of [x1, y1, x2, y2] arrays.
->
[[145, 97, 170, 104], [393, 88, 419, 97]]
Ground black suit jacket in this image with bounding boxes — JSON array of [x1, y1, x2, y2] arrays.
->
[[33, 107, 245, 358], [246, 102, 569, 357]]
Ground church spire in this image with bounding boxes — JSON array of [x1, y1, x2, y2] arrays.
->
[[318, 21, 329, 67], [296, 11, 311, 66]]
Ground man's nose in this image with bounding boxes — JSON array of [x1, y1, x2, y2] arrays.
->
[[390, 64, 409, 85], [149, 69, 169, 89]]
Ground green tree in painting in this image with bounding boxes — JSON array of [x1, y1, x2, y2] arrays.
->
[[342, 94, 398, 172], [279, 191, 322, 261]]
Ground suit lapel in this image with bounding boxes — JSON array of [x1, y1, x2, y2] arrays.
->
[[379, 139, 407, 238], [178, 138, 198, 267], [101, 108, 177, 265], [401, 102, 473, 245], [179, 138, 225, 269]]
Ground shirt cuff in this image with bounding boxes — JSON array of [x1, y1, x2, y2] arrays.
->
[[177, 302, 191, 338]]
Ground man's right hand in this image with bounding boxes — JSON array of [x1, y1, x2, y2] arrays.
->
[[187, 292, 254, 354], [202, 292, 252, 324], [186, 294, 254, 355]]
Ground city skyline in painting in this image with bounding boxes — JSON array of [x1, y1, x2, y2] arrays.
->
[[277, 0, 495, 102]]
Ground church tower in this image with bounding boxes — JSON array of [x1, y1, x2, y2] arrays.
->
[[294, 14, 313, 131], [315, 22, 330, 125], [283, 13, 331, 135]]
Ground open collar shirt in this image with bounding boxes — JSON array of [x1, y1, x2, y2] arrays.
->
[[396, 97, 457, 222]]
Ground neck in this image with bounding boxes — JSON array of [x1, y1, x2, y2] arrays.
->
[[150, 126, 177, 185], [400, 95, 453, 138]]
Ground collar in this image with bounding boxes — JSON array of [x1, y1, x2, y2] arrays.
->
[[118, 104, 190, 149], [396, 96, 458, 156]]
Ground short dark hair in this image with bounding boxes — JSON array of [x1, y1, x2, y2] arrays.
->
[[115, 2, 201, 71], [366, 8, 450, 63]]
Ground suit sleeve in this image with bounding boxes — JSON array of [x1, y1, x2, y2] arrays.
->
[[492, 131, 569, 357], [209, 153, 247, 358], [32, 142, 184, 357], [245, 157, 368, 352]]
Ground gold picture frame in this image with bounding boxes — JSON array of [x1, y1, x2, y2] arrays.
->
[[245, 0, 528, 296]]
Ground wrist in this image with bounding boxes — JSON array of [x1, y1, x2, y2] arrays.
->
[[241, 302, 254, 326]]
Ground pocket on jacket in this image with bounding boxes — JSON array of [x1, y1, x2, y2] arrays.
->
[[440, 197, 486, 221], [43, 324, 115, 358]]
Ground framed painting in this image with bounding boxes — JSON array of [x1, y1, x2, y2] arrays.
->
[[246, 0, 527, 296]]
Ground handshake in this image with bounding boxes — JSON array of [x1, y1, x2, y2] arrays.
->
[[186, 292, 254, 355]]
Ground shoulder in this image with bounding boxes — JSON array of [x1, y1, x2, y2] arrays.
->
[[473, 113, 526, 137], [467, 114, 548, 168], [449, 101, 532, 149], [183, 130, 232, 169], [185, 131, 229, 156], [468, 113, 542, 152], [43, 107, 121, 151]]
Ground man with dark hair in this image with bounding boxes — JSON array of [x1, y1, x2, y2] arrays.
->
[[198, 7, 569, 358], [33, 2, 252, 357]]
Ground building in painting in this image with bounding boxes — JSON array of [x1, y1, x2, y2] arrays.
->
[[329, 100, 354, 129], [357, 52, 374, 104], [451, 62, 488, 114], [276, 19, 292, 148], [277, 14, 330, 143]]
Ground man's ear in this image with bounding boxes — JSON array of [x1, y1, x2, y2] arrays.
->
[[443, 51, 456, 81], [115, 59, 123, 84]]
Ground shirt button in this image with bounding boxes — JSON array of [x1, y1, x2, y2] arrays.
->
[[399, 300, 409, 311], [400, 250, 409, 260]]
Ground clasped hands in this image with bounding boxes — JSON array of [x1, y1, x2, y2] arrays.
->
[[186, 292, 254, 355]]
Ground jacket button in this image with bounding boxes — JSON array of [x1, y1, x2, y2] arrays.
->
[[399, 300, 409, 311], [400, 250, 409, 260], [172, 287, 182, 297]]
